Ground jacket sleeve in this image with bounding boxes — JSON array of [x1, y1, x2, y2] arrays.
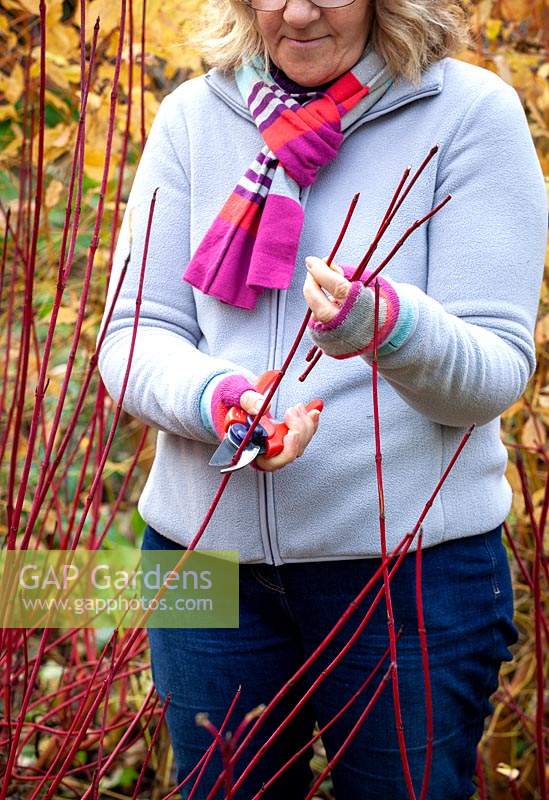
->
[[95, 93, 257, 443], [356, 82, 548, 428]]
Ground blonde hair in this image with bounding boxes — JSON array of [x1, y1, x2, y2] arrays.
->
[[189, 0, 473, 87]]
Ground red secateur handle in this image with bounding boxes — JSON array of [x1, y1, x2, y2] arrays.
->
[[223, 370, 324, 460]]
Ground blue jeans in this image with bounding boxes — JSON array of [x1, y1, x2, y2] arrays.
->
[[142, 523, 518, 800]]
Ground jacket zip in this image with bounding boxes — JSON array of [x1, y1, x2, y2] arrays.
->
[[261, 286, 282, 564], [261, 185, 313, 565]]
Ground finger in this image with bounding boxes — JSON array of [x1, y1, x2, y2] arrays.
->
[[320, 256, 345, 275], [256, 430, 300, 471], [255, 408, 319, 471], [240, 390, 271, 416], [309, 408, 321, 427], [283, 404, 309, 430], [303, 273, 341, 324], [285, 405, 316, 455], [306, 256, 350, 301]]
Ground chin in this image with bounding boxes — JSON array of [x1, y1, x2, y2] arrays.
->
[[278, 59, 330, 86], [291, 70, 331, 86]]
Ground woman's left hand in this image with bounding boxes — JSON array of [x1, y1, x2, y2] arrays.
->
[[303, 256, 352, 323]]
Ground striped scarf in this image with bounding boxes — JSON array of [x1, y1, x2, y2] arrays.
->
[[182, 42, 394, 310]]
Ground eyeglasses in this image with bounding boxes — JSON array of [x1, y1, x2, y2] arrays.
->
[[242, 0, 356, 10]]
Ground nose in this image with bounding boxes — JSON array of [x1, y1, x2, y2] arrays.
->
[[282, 0, 322, 28]]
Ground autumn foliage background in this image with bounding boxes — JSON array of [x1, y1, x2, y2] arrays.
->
[[0, 0, 548, 797]]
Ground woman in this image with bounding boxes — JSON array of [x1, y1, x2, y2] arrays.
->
[[96, 0, 548, 796]]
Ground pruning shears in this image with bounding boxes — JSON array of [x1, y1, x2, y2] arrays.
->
[[208, 370, 324, 473]]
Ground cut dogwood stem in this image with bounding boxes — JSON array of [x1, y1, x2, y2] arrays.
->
[[122, 406, 474, 800], [130, 691, 171, 800], [371, 280, 416, 800], [251, 640, 396, 799], [8, 10, 108, 549], [0, 174, 154, 794], [222, 538, 414, 799], [300, 146, 451, 379], [497, 763, 523, 800], [156, 686, 243, 800], [82, 192, 363, 723], [475, 752, 487, 800], [503, 521, 549, 644], [415, 530, 434, 800], [514, 451, 548, 800], [4, 0, 47, 544], [304, 664, 394, 800], [207, 417, 474, 799], [90, 630, 119, 800], [25, 631, 127, 800]]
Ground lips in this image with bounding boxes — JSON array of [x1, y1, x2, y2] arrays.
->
[[284, 35, 328, 44]]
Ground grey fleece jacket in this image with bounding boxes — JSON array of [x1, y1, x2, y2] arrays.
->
[[96, 54, 548, 564]]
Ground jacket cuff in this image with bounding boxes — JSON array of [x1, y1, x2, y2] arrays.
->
[[306, 265, 418, 359]]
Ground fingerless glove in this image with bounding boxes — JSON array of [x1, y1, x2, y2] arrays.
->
[[199, 372, 257, 439], [307, 265, 418, 359], [200, 371, 268, 473]]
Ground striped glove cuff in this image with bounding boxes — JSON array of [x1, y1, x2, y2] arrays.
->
[[307, 265, 418, 360]]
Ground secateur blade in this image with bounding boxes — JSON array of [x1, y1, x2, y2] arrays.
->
[[209, 418, 268, 472], [219, 444, 261, 473], [209, 437, 241, 468]]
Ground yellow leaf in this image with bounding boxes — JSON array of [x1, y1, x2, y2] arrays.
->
[[2, 0, 40, 13], [473, 0, 494, 27], [50, 124, 72, 149], [0, 136, 22, 169], [521, 415, 546, 450], [45, 50, 69, 68], [501, 398, 524, 420], [505, 460, 522, 494], [0, 62, 24, 104], [84, 146, 108, 183], [76, 0, 124, 40], [485, 18, 503, 41], [58, 306, 79, 325], [535, 313, 549, 345], [45, 179, 64, 209], [36, 124, 75, 164], [85, 92, 104, 112], [499, 0, 537, 23], [46, 13, 80, 56], [0, 106, 17, 123]]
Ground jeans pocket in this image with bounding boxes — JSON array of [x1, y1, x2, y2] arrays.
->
[[483, 528, 503, 600], [483, 527, 519, 656]]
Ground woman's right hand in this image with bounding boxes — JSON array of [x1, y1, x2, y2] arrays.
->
[[239, 391, 321, 472]]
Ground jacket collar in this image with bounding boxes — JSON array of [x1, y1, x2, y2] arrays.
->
[[204, 55, 446, 133]]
